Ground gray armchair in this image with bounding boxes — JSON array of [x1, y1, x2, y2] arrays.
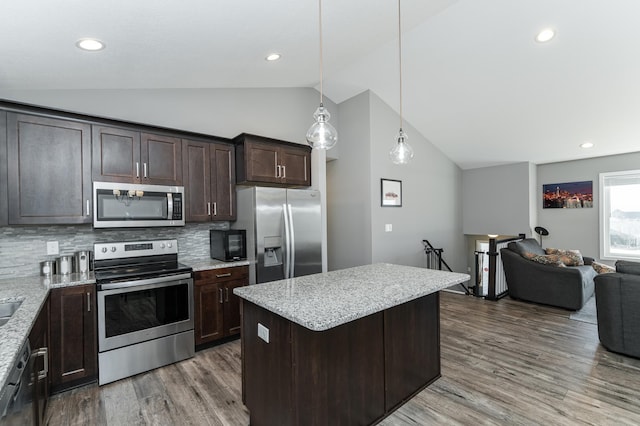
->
[[594, 260, 640, 358], [500, 238, 596, 310]]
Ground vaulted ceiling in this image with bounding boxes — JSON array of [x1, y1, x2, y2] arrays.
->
[[2, 0, 639, 169]]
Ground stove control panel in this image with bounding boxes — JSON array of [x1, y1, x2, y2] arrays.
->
[[94, 239, 179, 260]]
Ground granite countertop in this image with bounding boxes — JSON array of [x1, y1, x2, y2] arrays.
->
[[234, 263, 470, 331], [0, 258, 247, 393]]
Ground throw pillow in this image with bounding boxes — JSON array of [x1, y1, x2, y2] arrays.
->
[[526, 253, 567, 267], [545, 248, 585, 266], [592, 261, 615, 274]]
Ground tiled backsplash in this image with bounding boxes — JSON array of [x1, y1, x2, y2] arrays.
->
[[0, 222, 229, 279]]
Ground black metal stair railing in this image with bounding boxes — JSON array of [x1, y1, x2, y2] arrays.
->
[[476, 234, 525, 300], [422, 240, 471, 295]]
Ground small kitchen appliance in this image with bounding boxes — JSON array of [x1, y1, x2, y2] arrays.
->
[[210, 229, 247, 261]]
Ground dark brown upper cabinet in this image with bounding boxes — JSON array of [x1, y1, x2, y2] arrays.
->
[[182, 139, 236, 222], [7, 113, 93, 225], [92, 125, 182, 186], [234, 134, 311, 187]]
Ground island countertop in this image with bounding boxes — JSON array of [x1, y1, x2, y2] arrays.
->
[[234, 263, 470, 331]]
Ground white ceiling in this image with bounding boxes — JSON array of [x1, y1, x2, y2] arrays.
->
[[2, 0, 640, 169]]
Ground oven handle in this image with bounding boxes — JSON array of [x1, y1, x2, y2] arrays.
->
[[98, 272, 192, 290]]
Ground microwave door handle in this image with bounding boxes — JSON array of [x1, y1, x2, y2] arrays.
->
[[167, 193, 173, 220]]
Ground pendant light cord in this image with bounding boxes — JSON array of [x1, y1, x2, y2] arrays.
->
[[319, 0, 324, 106], [398, 0, 403, 130]]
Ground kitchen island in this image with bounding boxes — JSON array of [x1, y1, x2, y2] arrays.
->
[[234, 263, 470, 426]]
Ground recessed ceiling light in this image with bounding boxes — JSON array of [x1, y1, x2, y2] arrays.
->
[[265, 53, 281, 61], [580, 142, 594, 149], [535, 28, 555, 43], [76, 38, 105, 51]]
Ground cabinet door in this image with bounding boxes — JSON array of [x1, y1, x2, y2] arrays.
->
[[211, 143, 236, 221], [194, 280, 224, 345], [280, 145, 311, 186], [140, 133, 182, 185], [223, 280, 246, 336], [0, 111, 7, 226], [7, 113, 92, 224], [244, 141, 280, 184], [29, 297, 49, 426], [92, 125, 141, 183], [50, 285, 97, 392], [182, 139, 211, 222]]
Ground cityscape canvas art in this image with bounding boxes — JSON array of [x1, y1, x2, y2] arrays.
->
[[543, 180, 593, 209]]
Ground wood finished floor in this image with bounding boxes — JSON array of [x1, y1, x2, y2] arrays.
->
[[45, 292, 640, 425]]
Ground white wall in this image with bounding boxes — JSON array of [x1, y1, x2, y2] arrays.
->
[[537, 151, 640, 262], [462, 162, 533, 236], [328, 91, 466, 273]]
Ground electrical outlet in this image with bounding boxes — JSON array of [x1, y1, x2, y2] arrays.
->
[[385, 224, 393, 232], [258, 323, 269, 343], [46, 241, 59, 255]]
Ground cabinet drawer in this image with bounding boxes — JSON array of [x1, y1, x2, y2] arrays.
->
[[195, 266, 249, 283]]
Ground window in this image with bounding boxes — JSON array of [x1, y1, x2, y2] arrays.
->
[[600, 170, 640, 260]]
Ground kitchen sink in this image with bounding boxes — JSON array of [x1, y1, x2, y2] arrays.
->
[[0, 300, 23, 326]]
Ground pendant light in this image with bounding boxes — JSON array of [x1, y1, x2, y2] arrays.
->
[[389, 0, 413, 165], [306, 0, 338, 150]]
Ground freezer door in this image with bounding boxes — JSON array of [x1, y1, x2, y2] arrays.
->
[[287, 189, 322, 278], [255, 187, 287, 284]]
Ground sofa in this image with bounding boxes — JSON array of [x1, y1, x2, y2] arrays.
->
[[500, 238, 596, 310], [594, 260, 640, 358]]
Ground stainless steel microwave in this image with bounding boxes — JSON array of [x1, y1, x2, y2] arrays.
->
[[93, 182, 185, 228]]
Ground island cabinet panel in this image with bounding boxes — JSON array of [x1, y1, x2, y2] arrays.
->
[[49, 284, 97, 393], [7, 113, 92, 225], [234, 133, 311, 187], [384, 293, 440, 411], [241, 293, 441, 426], [93, 126, 182, 185]]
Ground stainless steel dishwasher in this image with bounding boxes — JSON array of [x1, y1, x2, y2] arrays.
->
[[0, 339, 34, 425]]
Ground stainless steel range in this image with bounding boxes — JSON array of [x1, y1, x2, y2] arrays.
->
[[93, 239, 194, 385]]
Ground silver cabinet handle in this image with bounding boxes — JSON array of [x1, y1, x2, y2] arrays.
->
[[282, 165, 286, 179], [276, 164, 281, 178], [143, 162, 148, 178], [207, 202, 211, 216], [225, 287, 229, 302], [136, 162, 140, 178], [33, 348, 48, 380], [216, 273, 232, 278], [86, 200, 90, 216], [87, 292, 91, 312], [213, 202, 217, 216], [219, 288, 223, 304]]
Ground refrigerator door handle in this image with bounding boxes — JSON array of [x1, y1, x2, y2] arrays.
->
[[283, 203, 291, 278], [288, 203, 295, 277]]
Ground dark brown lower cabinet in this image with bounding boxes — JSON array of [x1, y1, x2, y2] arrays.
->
[[29, 297, 49, 426], [241, 292, 441, 426], [49, 284, 97, 393], [194, 266, 249, 346]]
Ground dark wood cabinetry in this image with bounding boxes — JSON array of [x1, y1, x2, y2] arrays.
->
[[235, 134, 311, 187], [49, 284, 97, 393], [194, 266, 248, 346], [29, 297, 49, 426], [92, 125, 182, 185], [7, 113, 92, 225], [182, 139, 236, 222]]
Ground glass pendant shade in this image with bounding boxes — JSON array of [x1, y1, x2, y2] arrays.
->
[[389, 129, 413, 165], [306, 104, 338, 150]]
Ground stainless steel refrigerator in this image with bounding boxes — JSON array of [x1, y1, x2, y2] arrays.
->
[[233, 187, 322, 284]]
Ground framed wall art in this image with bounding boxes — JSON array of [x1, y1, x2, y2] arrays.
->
[[543, 180, 593, 208], [381, 179, 402, 207]]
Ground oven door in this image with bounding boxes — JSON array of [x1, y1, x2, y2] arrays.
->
[[97, 273, 194, 352]]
